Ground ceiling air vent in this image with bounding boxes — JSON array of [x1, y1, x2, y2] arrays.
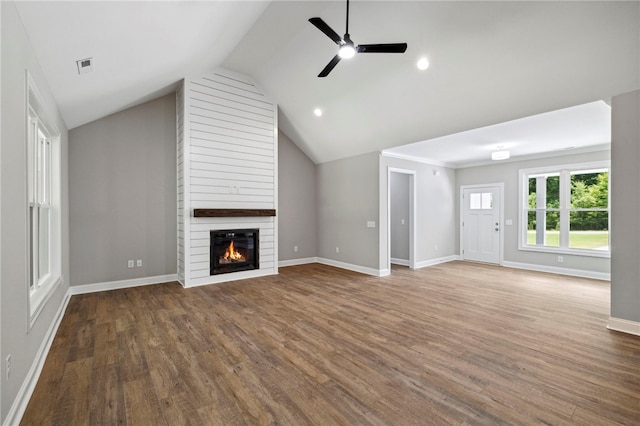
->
[[76, 57, 93, 74]]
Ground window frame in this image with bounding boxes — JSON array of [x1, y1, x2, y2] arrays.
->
[[26, 71, 62, 327], [518, 161, 610, 258]]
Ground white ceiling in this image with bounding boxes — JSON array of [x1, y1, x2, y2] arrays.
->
[[14, 1, 271, 129], [14, 1, 640, 165], [383, 100, 612, 168]]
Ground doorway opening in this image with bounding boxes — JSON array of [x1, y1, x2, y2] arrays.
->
[[388, 168, 416, 271]]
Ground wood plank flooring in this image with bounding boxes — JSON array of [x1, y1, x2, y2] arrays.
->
[[21, 261, 640, 425]]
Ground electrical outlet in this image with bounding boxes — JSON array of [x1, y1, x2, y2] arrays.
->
[[6, 355, 11, 380], [136, 260, 142, 267], [293, 246, 299, 253], [435, 244, 438, 252], [401, 219, 405, 225], [127, 260, 134, 268], [336, 247, 340, 254], [557, 256, 564, 263]]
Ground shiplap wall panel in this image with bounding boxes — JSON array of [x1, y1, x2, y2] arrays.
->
[[176, 81, 186, 283], [177, 69, 277, 287]]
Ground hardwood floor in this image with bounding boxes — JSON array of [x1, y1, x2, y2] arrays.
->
[[21, 261, 640, 425]]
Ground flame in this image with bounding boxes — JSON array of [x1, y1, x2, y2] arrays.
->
[[223, 240, 245, 262]]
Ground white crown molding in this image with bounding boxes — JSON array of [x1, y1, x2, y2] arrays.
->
[[380, 151, 455, 168]]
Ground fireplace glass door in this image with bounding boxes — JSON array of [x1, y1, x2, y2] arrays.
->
[[210, 229, 259, 275]]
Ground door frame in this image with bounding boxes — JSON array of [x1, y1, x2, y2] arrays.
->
[[459, 183, 505, 265], [387, 168, 416, 270]]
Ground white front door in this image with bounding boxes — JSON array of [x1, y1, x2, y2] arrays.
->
[[462, 186, 501, 264]]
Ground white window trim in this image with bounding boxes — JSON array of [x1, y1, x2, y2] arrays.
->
[[518, 160, 610, 258], [26, 71, 62, 328]]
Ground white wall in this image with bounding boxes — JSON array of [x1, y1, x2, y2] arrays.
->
[[177, 70, 278, 286], [317, 152, 380, 273], [380, 156, 457, 270], [610, 90, 640, 325], [1, 2, 69, 422], [69, 94, 177, 286], [278, 130, 317, 262], [390, 172, 410, 262], [456, 150, 611, 276]]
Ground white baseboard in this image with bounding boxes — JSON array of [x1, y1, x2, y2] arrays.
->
[[502, 261, 610, 281], [316, 257, 388, 277], [4, 289, 72, 426], [279, 257, 318, 267], [415, 255, 460, 269], [390, 258, 410, 266], [607, 317, 640, 336], [70, 274, 179, 295]]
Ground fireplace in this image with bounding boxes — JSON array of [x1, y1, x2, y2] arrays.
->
[[210, 229, 259, 275]]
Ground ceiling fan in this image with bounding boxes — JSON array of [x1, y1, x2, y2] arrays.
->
[[309, 0, 408, 77]]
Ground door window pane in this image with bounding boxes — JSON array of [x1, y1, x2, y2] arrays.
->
[[470, 192, 492, 209]]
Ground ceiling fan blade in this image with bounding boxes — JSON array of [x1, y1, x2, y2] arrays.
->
[[318, 55, 341, 78], [357, 43, 408, 54], [309, 17, 342, 45]]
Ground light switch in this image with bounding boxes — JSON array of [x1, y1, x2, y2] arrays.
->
[[505, 219, 513, 226], [367, 221, 376, 228]]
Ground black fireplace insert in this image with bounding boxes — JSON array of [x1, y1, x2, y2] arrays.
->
[[210, 229, 259, 275]]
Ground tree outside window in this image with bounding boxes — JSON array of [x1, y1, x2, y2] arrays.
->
[[521, 162, 609, 256]]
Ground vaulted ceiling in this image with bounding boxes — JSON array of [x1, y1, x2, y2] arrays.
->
[[15, 1, 640, 165]]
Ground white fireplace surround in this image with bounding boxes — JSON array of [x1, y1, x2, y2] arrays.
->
[[177, 69, 278, 287]]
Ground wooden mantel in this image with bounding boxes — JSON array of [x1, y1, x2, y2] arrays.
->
[[193, 209, 276, 218]]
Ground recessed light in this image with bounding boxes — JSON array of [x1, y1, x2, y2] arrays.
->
[[417, 57, 429, 70], [313, 108, 323, 117]]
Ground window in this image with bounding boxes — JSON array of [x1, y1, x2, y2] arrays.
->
[[519, 161, 610, 257], [27, 73, 62, 324]]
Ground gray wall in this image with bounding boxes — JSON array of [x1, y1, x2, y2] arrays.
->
[[456, 150, 611, 274], [1, 2, 70, 421], [69, 94, 177, 286], [611, 90, 640, 322], [278, 131, 317, 261], [317, 152, 380, 270], [390, 172, 410, 261], [380, 156, 457, 269]]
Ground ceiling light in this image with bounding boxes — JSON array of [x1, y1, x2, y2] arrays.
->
[[338, 44, 356, 59], [491, 150, 510, 161], [417, 57, 429, 70], [313, 108, 323, 117]]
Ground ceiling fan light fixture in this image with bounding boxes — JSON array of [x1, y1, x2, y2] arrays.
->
[[491, 150, 510, 161], [338, 44, 356, 59]]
